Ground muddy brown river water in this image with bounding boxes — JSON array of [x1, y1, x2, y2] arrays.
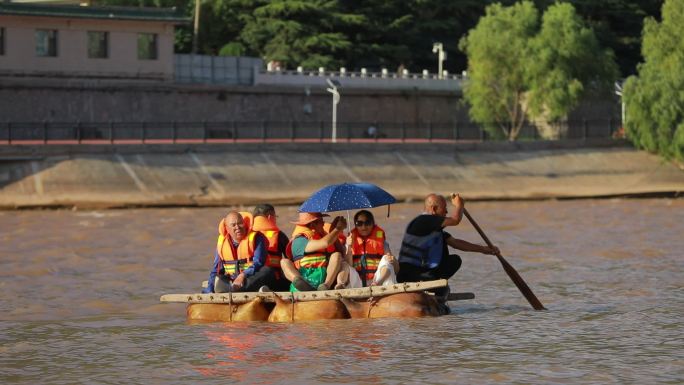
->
[[1, 199, 682, 384]]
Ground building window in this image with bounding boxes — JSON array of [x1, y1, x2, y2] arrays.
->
[[87, 31, 108, 59], [0, 28, 5, 55], [137, 33, 157, 60], [36, 29, 58, 57]]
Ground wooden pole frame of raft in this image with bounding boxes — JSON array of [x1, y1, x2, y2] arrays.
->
[[160, 279, 469, 304]]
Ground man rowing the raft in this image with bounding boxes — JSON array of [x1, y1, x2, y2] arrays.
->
[[280, 212, 348, 291], [397, 193, 500, 298], [203, 210, 278, 293]]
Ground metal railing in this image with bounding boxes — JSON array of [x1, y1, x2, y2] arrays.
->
[[255, 68, 463, 91], [0, 119, 621, 145], [172, 54, 463, 90]]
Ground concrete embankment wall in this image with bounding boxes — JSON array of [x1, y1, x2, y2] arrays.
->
[[0, 79, 464, 124], [1, 79, 617, 128], [1, 139, 682, 209]]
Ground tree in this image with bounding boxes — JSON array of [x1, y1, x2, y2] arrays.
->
[[339, 0, 486, 73], [240, 1, 363, 70], [459, 1, 617, 140], [623, 0, 684, 161], [531, 0, 664, 77], [195, 0, 257, 55], [92, 0, 661, 79], [526, 2, 618, 122], [458, 2, 539, 140]]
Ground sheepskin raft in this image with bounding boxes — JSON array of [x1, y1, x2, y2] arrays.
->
[[160, 280, 475, 322]]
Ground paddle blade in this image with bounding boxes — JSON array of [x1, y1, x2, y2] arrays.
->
[[496, 255, 546, 310], [463, 208, 546, 311]]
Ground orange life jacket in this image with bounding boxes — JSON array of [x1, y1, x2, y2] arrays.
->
[[216, 214, 260, 276], [239, 211, 253, 232], [286, 227, 330, 270], [251, 215, 284, 271], [350, 225, 386, 285], [290, 223, 346, 246], [216, 231, 260, 276], [324, 222, 347, 246]]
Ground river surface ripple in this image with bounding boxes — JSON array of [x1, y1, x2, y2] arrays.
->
[[1, 199, 682, 384]]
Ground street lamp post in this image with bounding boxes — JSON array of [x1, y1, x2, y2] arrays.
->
[[326, 78, 341, 143], [614, 81, 625, 129], [192, 0, 201, 53], [432, 42, 446, 79]]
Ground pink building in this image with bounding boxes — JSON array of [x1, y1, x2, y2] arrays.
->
[[0, 2, 188, 80]]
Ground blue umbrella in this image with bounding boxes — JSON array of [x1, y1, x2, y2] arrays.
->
[[299, 183, 397, 213]]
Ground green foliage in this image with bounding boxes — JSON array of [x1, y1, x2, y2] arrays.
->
[[623, 0, 684, 160], [92, 0, 662, 78], [459, 1, 617, 140], [218, 42, 245, 56], [240, 0, 363, 69], [526, 3, 618, 121], [92, 0, 185, 7], [459, 2, 538, 140], [338, 0, 486, 72], [195, 0, 256, 55], [174, 27, 193, 53], [532, 0, 664, 77]]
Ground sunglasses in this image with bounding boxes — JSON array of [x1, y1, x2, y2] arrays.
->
[[355, 220, 373, 227]]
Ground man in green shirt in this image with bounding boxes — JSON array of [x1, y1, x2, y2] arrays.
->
[[280, 212, 348, 291]]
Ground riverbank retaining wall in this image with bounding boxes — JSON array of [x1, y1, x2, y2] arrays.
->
[[1, 78, 618, 129], [1, 139, 682, 209]]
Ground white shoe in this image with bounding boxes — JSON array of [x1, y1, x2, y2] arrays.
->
[[258, 285, 272, 293]]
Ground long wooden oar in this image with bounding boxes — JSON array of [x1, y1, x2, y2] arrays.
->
[[463, 208, 546, 310]]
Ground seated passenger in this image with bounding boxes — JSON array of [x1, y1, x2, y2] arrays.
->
[[202, 210, 277, 293], [250, 204, 290, 292], [280, 212, 347, 291], [346, 210, 399, 287]]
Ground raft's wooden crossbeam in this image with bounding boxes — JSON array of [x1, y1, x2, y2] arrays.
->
[[160, 279, 459, 304]]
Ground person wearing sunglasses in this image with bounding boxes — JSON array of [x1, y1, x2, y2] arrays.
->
[[346, 210, 399, 287]]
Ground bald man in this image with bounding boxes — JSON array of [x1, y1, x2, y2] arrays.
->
[[202, 211, 275, 293], [397, 193, 499, 297]]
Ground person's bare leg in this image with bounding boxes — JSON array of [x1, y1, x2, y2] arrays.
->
[[280, 259, 301, 282], [324, 252, 342, 288], [281, 258, 315, 291], [335, 261, 351, 289]]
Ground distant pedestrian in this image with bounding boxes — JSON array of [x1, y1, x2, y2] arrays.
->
[[366, 125, 378, 138]]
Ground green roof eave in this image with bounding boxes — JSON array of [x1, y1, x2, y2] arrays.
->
[[0, 3, 190, 24]]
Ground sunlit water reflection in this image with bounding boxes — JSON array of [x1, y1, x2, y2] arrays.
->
[[1, 199, 682, 384]]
